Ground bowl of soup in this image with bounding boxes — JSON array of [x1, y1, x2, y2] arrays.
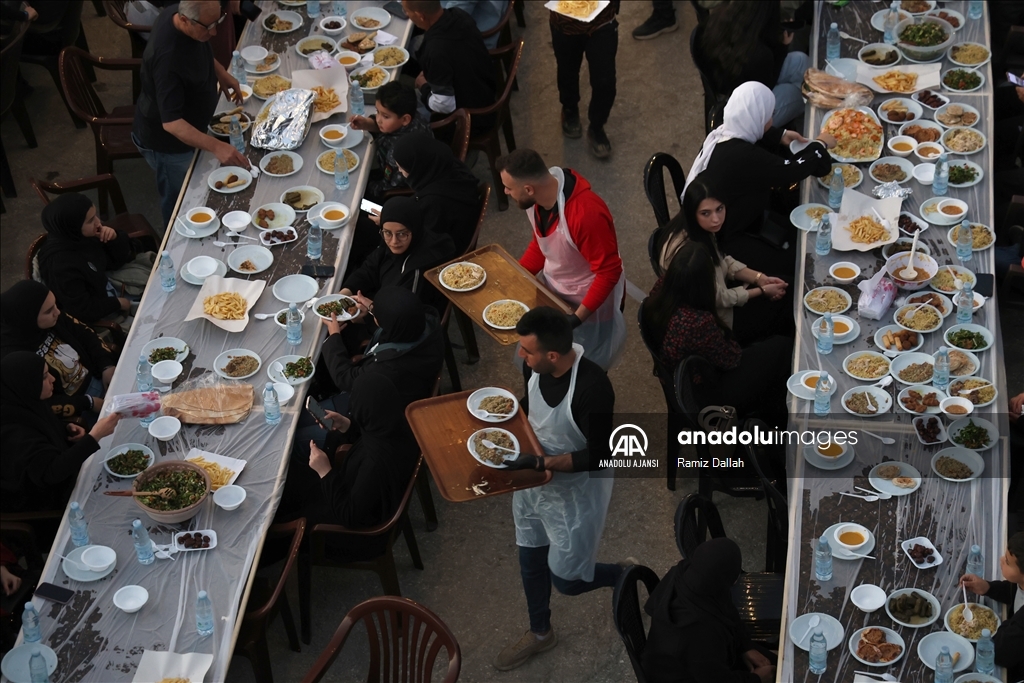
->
[[336, 50, 361, 70], [834, 523, 871, 551], [937, 199, 967, 219], [885, 251, 939, 291], [316, 202, 350, 229], [829, 262, 861, 284], [914, 142, 943, 162], [887, 135, 918, 158], [939, 396, 974, 418], [815, 440, 848, 459], [319, 124, 348, 148], [187, 207, 216, 228]]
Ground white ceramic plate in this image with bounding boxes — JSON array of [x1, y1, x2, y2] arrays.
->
[[272, 274, 318, 303], [295, 35, 338, 57], [373, 45, 410, 69], [185, 448, 246, 487], [945, 346, 980, 376], [244, 51, 280, 74], [789, 203, 830, 232], [787, 371, 840, 401], [858, 42, 902, 68], [869, 156, 914, 184], [259, 151, 303, 177], [208, 166, 252, 194], [349, 6, 391, 30], [885, 587, 940, 628], [320, 127, 364, 149], [868, 461, 922, 496], [912, 415, 948, 445], [893, 304, 943, 333], [252, 202, 296, 230], [483, 299, 529, 330], [173, 529, 219, 552], [929, 264, 976, 292], [227, 245, 274, 275], [926, 8, 964, 30], [467, 387, 519, 423], [947, 42, 991, 68], [933, 102, 981, 129], [802, 443, 855, 471], [803, 286, 852, 316], [268, 355, 315, 385], [906, 291, 952, 317], [897, 385, 946, 415], [280, 186, 325, 212], [1, 644, 58, 683], [848, 626, 905, 667], [889, 351, 934, 385], [898, 117, 943, 141], [941, 126, 987, 155], [180, 258, 227, 286], [946, 223, 994, 252], [944, 324, 992, 353], [142, 337, 189, 363], [250, 75, 291, 100], [816, 163, 864, 189], [941, 68, 985, 93], [878, 96, 924, 124], [312, 294, 359, 321], [840, 386, 892, 417], [918, 632, 973, 672], [104, 443, 155, 478], [62, 544, 115, 581], [790, 612, 844, 650], [175, 215, 220, 239], [468, 427, 520, 469], [874, 324, 925, 354], [902, 536, 943, 569], [946, 160, 984, 188], [438, 262, 487, 292], [842, 351, 891, 381], [263, 10, 302, 33], [811, 315, 859, 344], [316, 148, 360, 174], [931, 447, 984, 482], [350, 65, 392, 93], [207, 110, 252, 138], [946, 417, 998, 452], [214, 348, 262, 380], [821, 106, 883, 162], [912, 88, 950, 110]]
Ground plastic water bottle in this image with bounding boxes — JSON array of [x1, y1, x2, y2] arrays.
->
[[196, 591, 214, 637], [933, 346, 950, 390], [815, 535, 833, 581], [966, 544, 984, 577], [828, 167, 844, 209], [22, 603, 41, 643], [975, 628, 995, 674], [883, 1, 899, 44], [136, 354, 156, 426], [350, 79, 365, 116], [286, 302, 302, 346], [817, 312, 834, 355], [334, 150, 349, 190], [229, 115, 245, 155], [815, 215, 833, 256], [131, 519, 155, 565], [29, 647, 49, 683], [263, 383, 281, 426], [956, 219, 973, 263], [230, 50, 246, 86], [69, 502, 89, 547], [307, 218, 322, 260], [826, 22, 840, 60], [956, 279, 974, 324], [933, 153, 949, 196], [159, 251, 176, 292], [809, 629, 827, 674], [814, 371, 831, 417], [968, 0, 983, 20], [307, 0, 321, 17], [332, 0, 346, 19], [935, 646, 954, 683]]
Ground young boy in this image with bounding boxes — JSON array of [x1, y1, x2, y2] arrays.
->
[[349, 82, 432, 200], [961, 531, 1024, 680]]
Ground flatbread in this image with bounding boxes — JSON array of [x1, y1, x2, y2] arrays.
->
[[162, 385, 254, 424], [893, 477, 917, 488]]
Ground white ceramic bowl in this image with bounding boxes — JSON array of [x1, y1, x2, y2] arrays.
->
[[834, 523, 871, 551], [829, 262, 861, 284], [295, 35, 338, 57], [319, 15, 347, 35], [937, 199, 968, 221], [241, 45, 268, 66], [187, 255, 218, 279], [273, 382, 295, 405], [186, 207, 216, 228], [914, 142, 943, 162], [239, 84, 252, 103], [148, 416, 181, 442], [858, 42, 901, 67], [336, 50, 361, 70], [273, 307, 306, 329], [81, 545, 116, 572], [320, 124, 349, 148], [895, 16, 955, 62], [885, 251, 939, 291], [316, 202, 350, 229], [222, 210, 251, 232], [150, 360, 183, 384], [940, 396, 974, 418], [213, 484, 246, 510], [913, 163, 935, 185], [113, 585, 149, 613], [887, 135, 918, 157], [851, 584, 886, 613]]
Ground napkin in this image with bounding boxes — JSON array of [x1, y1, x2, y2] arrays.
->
[[290, 67, 351, 122], [375, 30, 398, 45], [184, 275, 266, 333], [832, 188, 902, 252], [132, 650, 213, 683]]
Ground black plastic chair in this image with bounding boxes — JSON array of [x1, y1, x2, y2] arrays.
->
[[643, 152, 687, 230], [637, 299, 684, 491], [740, 418, 789, 573], [612, 564, 660, 683], [689, 26, 727, 135], [674, 492, 726, 560], [1, 21, 37, 208]]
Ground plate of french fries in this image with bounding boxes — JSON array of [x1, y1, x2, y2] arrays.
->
[[856, 62, 941, 94], [831, 188, 902, 252], [290, 68, 350, 123], [185, 448, 245, 490], [184, 275, 266, 333]]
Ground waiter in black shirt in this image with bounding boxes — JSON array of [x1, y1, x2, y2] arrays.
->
[[132, 0, 248, 228], [493, 307, 625, 671]]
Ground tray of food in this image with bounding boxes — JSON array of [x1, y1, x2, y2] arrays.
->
[[820, 107, 884, 162]]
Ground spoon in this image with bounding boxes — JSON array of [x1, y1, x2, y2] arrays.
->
[[856, 485, 891, 500], [472, 409, 511, 419], [962, 583, 974, 623], [254, 313, 274, 320], [798, 615, 821, 645], [959, 382, 991, 396], [854, 672, 898, 682], [846, 551, 877, 560], [900, 229, 922, 280], [226, 231, 258, 241], [481, 439, 517, 454], [839, 31, 868, 44], [839, 491, 880, 502], [872, 376, 894, 389], [270, 361, 285, 379], [213, 241, 240, 247], [176, 217, 197, 236], [861, 430, 896, 445], [56, 553, 90, 571], [902, 302, 930, 322]]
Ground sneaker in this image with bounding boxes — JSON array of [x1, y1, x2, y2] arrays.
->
[[632, 12, 678, 40], [587, 126, 611, 159], [493, 628, 558, 671], [561, 110, 582, 139]]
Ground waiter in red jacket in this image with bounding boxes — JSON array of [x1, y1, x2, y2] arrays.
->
[[496, 149, 626, 370]]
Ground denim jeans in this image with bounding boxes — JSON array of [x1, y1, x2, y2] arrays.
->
[[773, 51, 809, 128], [133, 133, 194, 231], [550, 19, 619, 128], [519, 545, 622, 634]]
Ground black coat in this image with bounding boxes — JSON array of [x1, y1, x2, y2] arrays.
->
[[986, 579, 1024, 680]]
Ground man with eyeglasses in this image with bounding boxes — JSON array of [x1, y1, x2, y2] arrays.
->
[[133, 0, 248, 229]]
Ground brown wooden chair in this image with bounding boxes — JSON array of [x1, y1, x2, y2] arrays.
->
[[18, 0, 89, 130], [59, 47, 143, 213], [467, 39, 523, 211], [513, 0, 525, 27], [432, 108, 471, 162], [102, 0, 151, 98], [300, 596, 461, 683], [234, 518, 305, 683], [297, 456, 427, 644], [445, 182, 491, 369], [481, 0, 515, 50]]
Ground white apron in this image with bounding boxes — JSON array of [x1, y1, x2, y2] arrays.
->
[[528, 167, 626, 371], [512, 344, 615, 582]]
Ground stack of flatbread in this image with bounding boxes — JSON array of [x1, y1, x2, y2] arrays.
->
[[162, 385, 254, 424], [802, 68, 873, 109]]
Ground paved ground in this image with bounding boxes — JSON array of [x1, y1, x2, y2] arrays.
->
[[1, 2, 1020, 682]]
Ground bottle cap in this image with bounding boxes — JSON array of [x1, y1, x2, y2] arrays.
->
[[70, 502, 80, 510], [981, 628, 990, 637], [199, 590, 208, 599], [133, 519, 142, 528], [265, 382, 274, 390], [162, 250, 170, 257], [25, 602, 33, 611], [971, 544, 980, 552], [831, 22, 837, 28]]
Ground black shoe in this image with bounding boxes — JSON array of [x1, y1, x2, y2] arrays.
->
[[587, 126, 611, 159], [632, 12, 678, 40], [561, 110, 582, 139]]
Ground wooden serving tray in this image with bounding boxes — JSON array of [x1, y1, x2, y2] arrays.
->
[[405, 389, 552, 502], [424, 244, 573, 345]]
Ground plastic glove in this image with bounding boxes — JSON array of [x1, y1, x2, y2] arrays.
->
[[504, 454, 545, 471]]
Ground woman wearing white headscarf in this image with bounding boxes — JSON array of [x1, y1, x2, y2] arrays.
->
[[682, 82, 836, 274]]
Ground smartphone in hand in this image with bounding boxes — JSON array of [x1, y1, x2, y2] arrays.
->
[[307, 396, 334, 430], [360, 198, 383, 215]]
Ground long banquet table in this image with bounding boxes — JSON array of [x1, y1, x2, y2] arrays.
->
[[13, 3, 413, 681], [778, 2, 1011, 681]]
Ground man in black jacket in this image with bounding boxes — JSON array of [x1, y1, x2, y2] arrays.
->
[[961, 531, 1024, 680]]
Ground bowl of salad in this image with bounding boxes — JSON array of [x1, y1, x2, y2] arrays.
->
[[133, 461, 211, 523], [895, 16, 954, 63]]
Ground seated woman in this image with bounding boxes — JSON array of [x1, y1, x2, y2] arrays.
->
[[658, 179, 792, 345], [643, 538, 776, 683], [684, 82, 836, 276], [1, 280, 117, 420], [37, 193, 136, 327], [1, 352, 120, 513], [321, 286, 444, 411], [643, 241, 791, 420], [340, 196, 455, 305]]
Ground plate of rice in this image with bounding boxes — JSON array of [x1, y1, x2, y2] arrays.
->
[[439, 262, 486, 292], [804, 287, 853, 315], [930, 447, 984, 482], [483, 300, 529, 330], [944, 603, 1001, 642]]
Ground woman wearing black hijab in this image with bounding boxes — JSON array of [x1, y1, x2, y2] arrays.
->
[[642, 538, 776, 683], [1, 352, 121, 513], [321, 286, 444, 409], [37, 193, 135, 325], [0, 280, 118, 420]]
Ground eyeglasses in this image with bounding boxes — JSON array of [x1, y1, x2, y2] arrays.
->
[[380, 229, 411, 241], [187, 11, 227, 32]]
